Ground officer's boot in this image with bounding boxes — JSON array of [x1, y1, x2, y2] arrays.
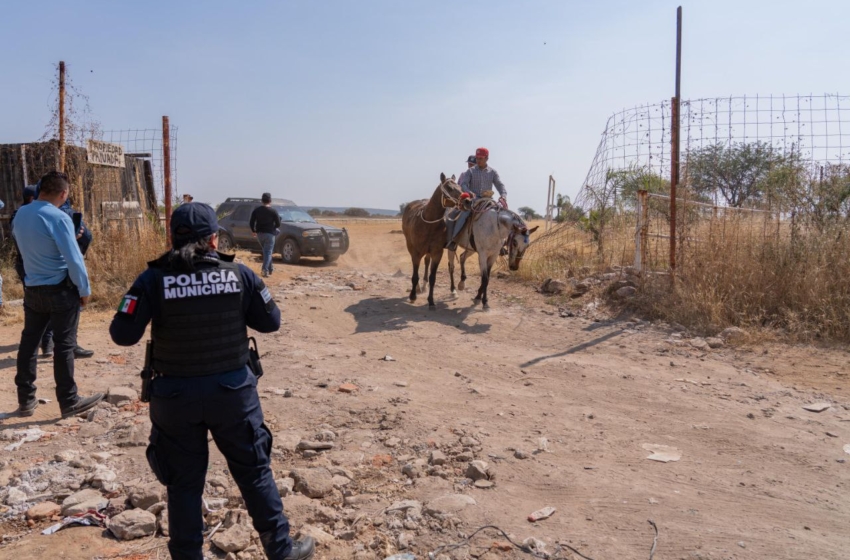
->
[[283, 536, 315, 560]]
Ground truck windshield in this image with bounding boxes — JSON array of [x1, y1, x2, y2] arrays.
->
[[275, 207, 317, 223]]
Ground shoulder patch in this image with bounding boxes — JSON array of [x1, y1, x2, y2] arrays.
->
[[117, 287, 142, 315], [260, 286, 272, 304]]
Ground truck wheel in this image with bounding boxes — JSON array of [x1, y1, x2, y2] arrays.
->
[[324, 254, 340, 263], [281, 239, 301, 264]]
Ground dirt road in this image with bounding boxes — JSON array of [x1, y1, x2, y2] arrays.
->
[[0, 221, 849, 560]]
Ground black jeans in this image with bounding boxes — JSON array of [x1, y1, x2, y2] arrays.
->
[[147, 368, 292, 560], [14, 261, 54, 348], [15, 282, 80, 408]]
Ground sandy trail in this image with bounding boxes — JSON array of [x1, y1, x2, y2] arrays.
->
[[0, 221, 848, 560]]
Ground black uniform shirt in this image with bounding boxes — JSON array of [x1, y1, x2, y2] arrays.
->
[[109, 252, 281, 347]]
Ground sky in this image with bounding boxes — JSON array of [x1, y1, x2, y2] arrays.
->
[[2, 0, 849, 214]]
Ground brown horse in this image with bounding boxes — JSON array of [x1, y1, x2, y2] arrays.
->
[[401, 173, 462, 309]]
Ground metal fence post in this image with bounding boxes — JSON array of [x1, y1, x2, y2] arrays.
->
[[670, 7, 682, 275], [635, 190, 649, 272], [58, 61, 66, 173]]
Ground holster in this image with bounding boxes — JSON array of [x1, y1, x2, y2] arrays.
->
[[248, 337, 264, 379]]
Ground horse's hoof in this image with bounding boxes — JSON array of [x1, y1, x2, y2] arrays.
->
[[482, 303, 490, 310], [458, 281, 465, 291], [429, 304, 436, 310], [451, 290, 458, 298], [417, 286, 424, 294]]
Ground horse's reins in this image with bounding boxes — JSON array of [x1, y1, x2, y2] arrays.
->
[[418, 179, 461, 224]]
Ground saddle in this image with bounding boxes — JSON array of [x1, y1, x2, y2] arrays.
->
[[456, 197, 500, 251]]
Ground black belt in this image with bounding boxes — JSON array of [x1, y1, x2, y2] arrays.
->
[[26, 277, 75, 291]]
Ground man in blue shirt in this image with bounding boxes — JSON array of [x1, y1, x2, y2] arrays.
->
[[13, 185, 94, 358], [12, 171, 103, 418]]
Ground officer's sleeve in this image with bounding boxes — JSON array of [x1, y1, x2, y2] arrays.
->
[[239, 264, 281, 333], [109, 271, 155, 346]]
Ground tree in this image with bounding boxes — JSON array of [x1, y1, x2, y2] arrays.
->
[[686, 142, 796, 207], [343, 207, 370, 218], [518, 206, 542, 221], [321, 209, 339, 216], [307, 208, 322, 217], [398, 202, 408, 216], [554, 194, 585, 223]]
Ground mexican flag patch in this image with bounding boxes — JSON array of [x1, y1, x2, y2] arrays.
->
[[118, 295, 138, 315]]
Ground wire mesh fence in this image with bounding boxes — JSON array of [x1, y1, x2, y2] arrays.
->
[[99, 128, 178, 206], [524, 93, 850, 280]]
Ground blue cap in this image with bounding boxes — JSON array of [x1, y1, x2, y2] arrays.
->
[[170, 203, 219, 248], [466, 155, 476, 164], [23, 185, 38, 201]]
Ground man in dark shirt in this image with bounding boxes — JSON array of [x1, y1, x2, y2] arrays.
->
[[249, 193, 281, 278]]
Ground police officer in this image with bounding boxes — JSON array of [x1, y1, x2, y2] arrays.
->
[[109, 203, 314, 560]]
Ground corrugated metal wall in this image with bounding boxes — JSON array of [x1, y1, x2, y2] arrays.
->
[[0, 140, 157, 237]]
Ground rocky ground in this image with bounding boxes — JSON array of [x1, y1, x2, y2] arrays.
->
[[0, 222, 849, 560]]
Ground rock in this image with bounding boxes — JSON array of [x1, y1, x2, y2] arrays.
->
[[514, 449, 530, 460], [705, 337, 724, 349], [212, 523, 253, 553], [474, 480, 495, 489], [107, 387, 138, 406], [393, 381, 408, 387], [26, 501, 61, 520], [424, 494, 476, 515], [382, 355, 396, 362], [6, 487, 28, 506], [297, 440, 334, 451], [689, 338, 709, 350], [298, 524, 335, 546], [129, 483, 165, 510], [384, 437, 401, 448], [109, 509, 157, 540], [401, 464, 421, 479], [615, 286, 637, 298], [802, 403, 831, 413], [386, 500, 423, 516], [527, 506, 556, 522], [147, 502, 167, 515], [62, 488, 108, 515], [465, 460, 490, 481], [158, 511, 170, 537], [90, 466, 117, 488], [276, 478, 295, 497], [720, 327, 747, 343], [275, 432, 302, 452], [397, 532, 414, 550], [291, 468, 334, 499], [460, 436, 480, 447], [642, 443, 682, 463], [540, 279, 566, 295], [54, 450, 78, 463], [429, 451, 447, 466], [339, 383, 359, 393], [90, 452, 112, 462], [117, 422, 150, 447], [332, 475, 351, 489]]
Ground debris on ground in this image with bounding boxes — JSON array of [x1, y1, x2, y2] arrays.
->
[[642, 444, 682, 463], [527, 506, 556, 522]]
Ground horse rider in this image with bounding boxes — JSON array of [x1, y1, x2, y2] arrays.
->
[[457, 154, 476, 187], [446, 147, 508, 251]]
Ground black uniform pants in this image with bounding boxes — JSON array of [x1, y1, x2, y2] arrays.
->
[[147, 367, 292, 560], [15, 283, 80, 408]]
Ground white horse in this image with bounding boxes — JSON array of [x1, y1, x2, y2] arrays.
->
[[447, 200, 538, 308]]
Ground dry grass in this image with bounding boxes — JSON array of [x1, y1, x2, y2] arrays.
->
[[521, 213, 850, 342], [0, 222, 167, 317]]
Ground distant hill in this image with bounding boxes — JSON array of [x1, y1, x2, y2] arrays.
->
[[301, 206, 399, 216]]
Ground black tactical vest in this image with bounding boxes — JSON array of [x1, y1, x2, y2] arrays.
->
[[150, 257, 249, 377]]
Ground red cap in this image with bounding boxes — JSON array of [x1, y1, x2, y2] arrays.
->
[[475, 147, 489, 158]]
